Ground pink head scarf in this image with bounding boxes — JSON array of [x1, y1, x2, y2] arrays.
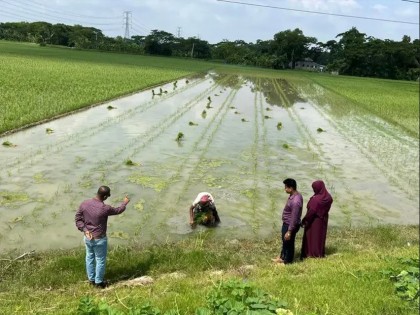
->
[[307, 180, 333, 218]]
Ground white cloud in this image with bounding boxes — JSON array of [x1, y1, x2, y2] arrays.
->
[[372, 4, 388, 12]]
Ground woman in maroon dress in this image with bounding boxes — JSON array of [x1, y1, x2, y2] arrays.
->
[[301, 180, 333, 259]]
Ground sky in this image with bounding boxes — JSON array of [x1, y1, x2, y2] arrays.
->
[[0, 0, 419, 44]]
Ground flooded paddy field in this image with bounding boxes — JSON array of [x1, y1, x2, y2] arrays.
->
[[0, 72, 418, 252]]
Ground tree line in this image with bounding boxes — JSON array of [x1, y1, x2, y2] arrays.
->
[[1, 21, 419, 80]]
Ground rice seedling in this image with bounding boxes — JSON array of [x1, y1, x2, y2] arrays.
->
[[186, 79, 189, 84], [264, 115, 271, 119], [107, 105, 116, 110], [0, 191, 29, 206], [282, 143, 290, 149], [9, 216, 23, 224], [207, 96, 212, 102], [234, 111, 240, 114], [188, 121, 198, 126], [265, 107, 272, 111], [241, 118, 248, 122], [2, 141, 16, 147], [201, 110, 207, 118], [206, 104, 213, 109], [134, 199, 145, 212], [33, 173, 46, 183], [229, 106, 236, 109], [124, 159, 140, 166], [276, 122, 283, 130], [317, 127, 325, 132], [45, 128, 54, 134], [108, 231, 129, 239], [175, 132, 184, 142]]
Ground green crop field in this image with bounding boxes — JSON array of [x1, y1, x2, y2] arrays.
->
[[1, 41, 418, 138], [0, 41, 212, 134]]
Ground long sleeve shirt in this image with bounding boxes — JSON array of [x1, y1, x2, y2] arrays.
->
[[281, 192, 303, 231], [75, 198, 127, 239]]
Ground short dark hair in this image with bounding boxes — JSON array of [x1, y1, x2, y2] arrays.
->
[[283, 178, 297, 190], [97, 186, 111, 199]]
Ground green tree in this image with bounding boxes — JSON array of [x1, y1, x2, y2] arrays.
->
[[271, 28, 316, 68], [144, 30, 175, 56]]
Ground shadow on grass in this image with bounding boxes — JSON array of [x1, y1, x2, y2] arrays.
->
[[106, 252, 156, 284], [325, 246, 338, 256]]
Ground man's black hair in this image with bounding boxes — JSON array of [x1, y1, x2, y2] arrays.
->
[[283, 178, 297, 190], [97, 186, 111, 199]]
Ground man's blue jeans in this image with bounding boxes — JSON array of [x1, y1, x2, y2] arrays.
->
[[84, 236, 108, 284]]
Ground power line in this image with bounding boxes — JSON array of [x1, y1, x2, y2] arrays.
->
[[401, 0, 419, 3], [0, 0, 121, 26], [15, 0, 121, 20], [216, 0, 419, 25], [132, 21, 149, 33]]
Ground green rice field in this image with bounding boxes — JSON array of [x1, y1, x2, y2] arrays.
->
[[0, 41, 418, 253]]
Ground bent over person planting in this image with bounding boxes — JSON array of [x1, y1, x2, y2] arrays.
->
[[75, 186, 130, 288], [189, 192, 221, 227]]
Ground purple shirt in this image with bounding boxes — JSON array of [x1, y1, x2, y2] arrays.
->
[[75, 198, 127, 238], [281, 192, 303, 231]]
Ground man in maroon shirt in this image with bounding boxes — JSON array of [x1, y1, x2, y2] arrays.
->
[[272, 178, 303, 264], [75, 186, 130, 288]]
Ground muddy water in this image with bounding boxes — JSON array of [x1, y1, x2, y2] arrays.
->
[[0, 73, 418, 252]]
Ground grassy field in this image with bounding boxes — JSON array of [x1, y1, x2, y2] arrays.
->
[[0, 225, 418, 314], [0, 41, 212, 135]]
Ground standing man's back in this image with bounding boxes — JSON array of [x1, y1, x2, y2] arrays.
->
[[75, 185, 130, 288]]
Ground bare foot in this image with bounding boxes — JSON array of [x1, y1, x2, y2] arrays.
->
[[271, 257, 284, 263]]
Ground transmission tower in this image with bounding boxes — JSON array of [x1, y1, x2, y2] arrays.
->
[[123, 11, 132, 39], [177, 26, 182, 38]]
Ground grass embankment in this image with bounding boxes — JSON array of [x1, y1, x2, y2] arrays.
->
[[0, 41, 212, 135], [0, 225, 418, 314]]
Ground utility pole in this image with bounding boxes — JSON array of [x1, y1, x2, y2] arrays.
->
[[123, 11, 132, 39], [177, 26, 182, 38], [191, 43, 195, 58]]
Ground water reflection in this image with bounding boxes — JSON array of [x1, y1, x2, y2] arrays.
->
[[246, 77, 303, 107], [208, 72, 242, 89]]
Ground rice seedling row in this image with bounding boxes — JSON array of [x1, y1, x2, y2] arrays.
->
[[2, 77, 206, 172], [0, 77, 230, 249], [272, 79, 380, 224], [256, 80, 281, 232], [143, 81, 242, 239], [103, 76, 237, 239], [307, 74, 419, 137], [288, 81, 418, 223], [306, 94, 418, 201]]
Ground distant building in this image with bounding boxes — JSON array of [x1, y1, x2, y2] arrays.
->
[[291, 58, 324, 72]]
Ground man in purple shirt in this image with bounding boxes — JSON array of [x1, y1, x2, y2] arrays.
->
[[75, 186, 130, 288], [272, 178, 303, 264]]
